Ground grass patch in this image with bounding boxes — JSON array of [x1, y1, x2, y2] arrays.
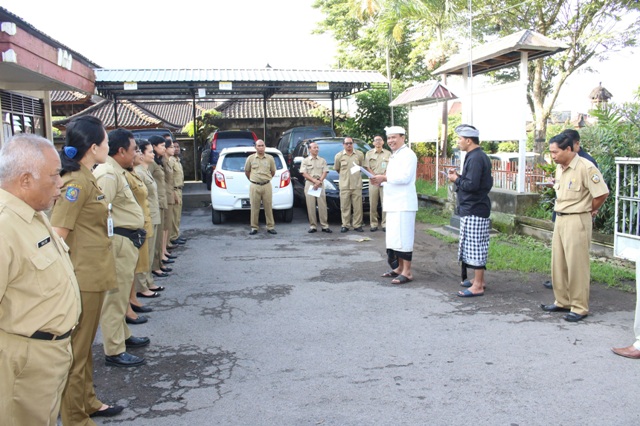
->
[[416, 206, 450, 226], [522, 204, 553, 220], [416, 179, 448, 198], [426, 229, 458, 244]]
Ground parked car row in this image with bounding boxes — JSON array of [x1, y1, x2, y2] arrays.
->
[[207, 127, 374, 225]]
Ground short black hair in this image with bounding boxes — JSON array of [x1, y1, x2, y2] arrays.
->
[[562, 129, 580, 144], [107, 128, 135, 156], [549, 133, 573, 151]]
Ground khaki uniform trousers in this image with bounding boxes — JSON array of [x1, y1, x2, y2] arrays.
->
[[551, 213, 592, 315], [153, 210, 166, 271], [170, 188, 183, 241], [304, 181, 328, 229], [0, 329, 73, 426], [369, 184, 385, 228], [135, 223, 159, 293], [61, 291, 105, 425], [339, 188, 363, 229], [101, 235, 138, 355], [250, 183, 274, 230]]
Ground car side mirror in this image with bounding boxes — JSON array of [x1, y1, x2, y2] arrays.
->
[[293, 156, 304, 165]]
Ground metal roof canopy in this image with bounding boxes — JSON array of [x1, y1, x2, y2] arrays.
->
[[94, 68, 388, 101]]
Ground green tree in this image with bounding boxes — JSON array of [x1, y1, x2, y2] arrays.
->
[[351, 86, 408, 141], [182, 109, 222, 148]]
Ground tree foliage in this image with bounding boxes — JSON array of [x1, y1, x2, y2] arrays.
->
[[181, 109, 222, 148]]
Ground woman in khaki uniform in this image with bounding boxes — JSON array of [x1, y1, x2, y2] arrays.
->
[[124, 149, 157, 324], [133, 140, 163, 302], [50, 116, 123, 423], [148, 136, 170, 276], [163, 141, 177, 257]]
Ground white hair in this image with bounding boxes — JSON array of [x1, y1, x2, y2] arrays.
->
[[0, 134, 55, 185]]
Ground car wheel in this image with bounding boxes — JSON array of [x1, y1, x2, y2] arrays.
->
[[211, 207, 222, 224], [282, 207, 294, 223]]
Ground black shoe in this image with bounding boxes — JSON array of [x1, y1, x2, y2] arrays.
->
[[170, 239, 186, 245], [540, 303, 570, 313], [267, 229, 277, 235], [161, 259, 175, 264], [165, 254, 178, 259], [152, 271, 169, 278], [564, 312, 587, 322], [340, 227, 349, 233], [177, 237, 187, 243], [322, 228, 333, 233], [90, 404, 124, 418], [308, 228, 317, 233], [249, 229, 258, 235], [382, 227, 386, 232], [354, 227, 364, 232], [370, 227, 378, 232], [131, 303, 152, 313], [105, 352, 145, 367], [543, 280, 553, 289], [126, 315, 148, 325], [160, 266, 172, 273], [125, 336, 150, 348]]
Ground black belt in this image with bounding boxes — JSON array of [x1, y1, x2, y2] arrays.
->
[[113, 227, 137, 238], [30, 329, 73, 340], [250, 181, 269, 186], [556, 212, 587, 216]]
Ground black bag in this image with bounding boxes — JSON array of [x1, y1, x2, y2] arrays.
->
[[131, 228, 147, 249]]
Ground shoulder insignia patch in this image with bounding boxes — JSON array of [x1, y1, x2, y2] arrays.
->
[[65, 186, 80, 202], [591, 174, 601, 183]]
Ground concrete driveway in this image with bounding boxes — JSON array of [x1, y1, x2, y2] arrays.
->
[[91, 206, 639, 425]]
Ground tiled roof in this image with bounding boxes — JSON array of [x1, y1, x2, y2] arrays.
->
[[216, 99, 325, 119], [390, 81, 457, 107], [54, 100, 165, 129], [135, 101, 219, 128], [51, 90, 91, 103]]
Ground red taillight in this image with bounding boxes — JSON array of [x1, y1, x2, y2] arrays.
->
[[211, 133, 218, 150], [280, 170, 291, 188], [214, 171, 226, 189]]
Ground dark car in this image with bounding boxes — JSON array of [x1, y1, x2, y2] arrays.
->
[[201, 130, 258, 189], [131, 128, 175, 142], [290, 137, 372, 216], [277, 126, 336, 169]]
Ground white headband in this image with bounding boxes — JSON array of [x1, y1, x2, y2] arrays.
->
[[384, 126, 406, 135], [455, 124, 479, 138]]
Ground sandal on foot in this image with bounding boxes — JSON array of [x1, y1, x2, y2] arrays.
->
[[460, 279, 472, 287], [391, 275, 413, 285], [381, 270, 399, 278], [458, 289, 484, 297]]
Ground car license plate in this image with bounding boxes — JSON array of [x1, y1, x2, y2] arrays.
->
[[241, 199, 250, 208]]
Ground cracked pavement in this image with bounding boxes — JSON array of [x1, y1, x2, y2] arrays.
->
[[90, 207, 640, 425]]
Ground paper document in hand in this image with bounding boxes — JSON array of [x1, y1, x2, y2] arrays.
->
[[359, 167, 374, 178], [307, 186, 322, 198], [350, 164, 361, 175]]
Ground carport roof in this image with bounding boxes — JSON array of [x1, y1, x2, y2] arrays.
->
[[94, 68, 388, 101]]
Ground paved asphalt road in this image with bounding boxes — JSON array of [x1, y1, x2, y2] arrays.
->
[[90, 206, 640, 425]]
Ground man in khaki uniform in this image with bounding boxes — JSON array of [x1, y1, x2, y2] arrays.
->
[[300, 141, 331, 233], [94, 129, 149, 366], [365, 135, 391, 232], [0, 134, 81, 425], [334, 136, 365, 233], [170, 141, 186, 245], [541, 133, 609, 322], [245, 139, 277, 235]]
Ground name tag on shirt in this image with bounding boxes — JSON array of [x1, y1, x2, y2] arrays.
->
[[97, 195, 105, 201], [37, 236, 51, 248]]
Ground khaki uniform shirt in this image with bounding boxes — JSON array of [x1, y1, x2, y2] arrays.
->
[[0, 189, 81, 337], [554, 154, 609, 214], [135, 164, 160, 226], [164, 156, 176, 206], [365, 148, 391, 175], [245, 153, 276, 183], [93, 156, 144, 230], [50, 166, 116, 292], [149, 161, 167, 210], [300, 155, 329, 180], [334, 149, 365, 190], [125, 170, 153, 238], [173, 157, 185, 188]]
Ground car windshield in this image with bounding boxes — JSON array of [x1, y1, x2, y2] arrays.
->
[[221, 152, 284, 172], [315, 141, 370, 166]]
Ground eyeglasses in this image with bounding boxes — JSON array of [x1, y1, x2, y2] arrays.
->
[[344, 142, 353, 145]]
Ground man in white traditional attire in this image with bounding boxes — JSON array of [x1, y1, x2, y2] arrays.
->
[[370, 126, 418, 284]]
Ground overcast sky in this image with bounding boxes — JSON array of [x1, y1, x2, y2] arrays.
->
[[4, 0, 640, 114]]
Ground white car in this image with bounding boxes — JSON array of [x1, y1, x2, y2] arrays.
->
[[210, 146, 294, 224]]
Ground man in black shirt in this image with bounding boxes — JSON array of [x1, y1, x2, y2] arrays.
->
[[447, 124, 493, 297]]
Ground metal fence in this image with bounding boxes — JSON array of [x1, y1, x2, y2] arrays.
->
[[614, 158, 640, 261]]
